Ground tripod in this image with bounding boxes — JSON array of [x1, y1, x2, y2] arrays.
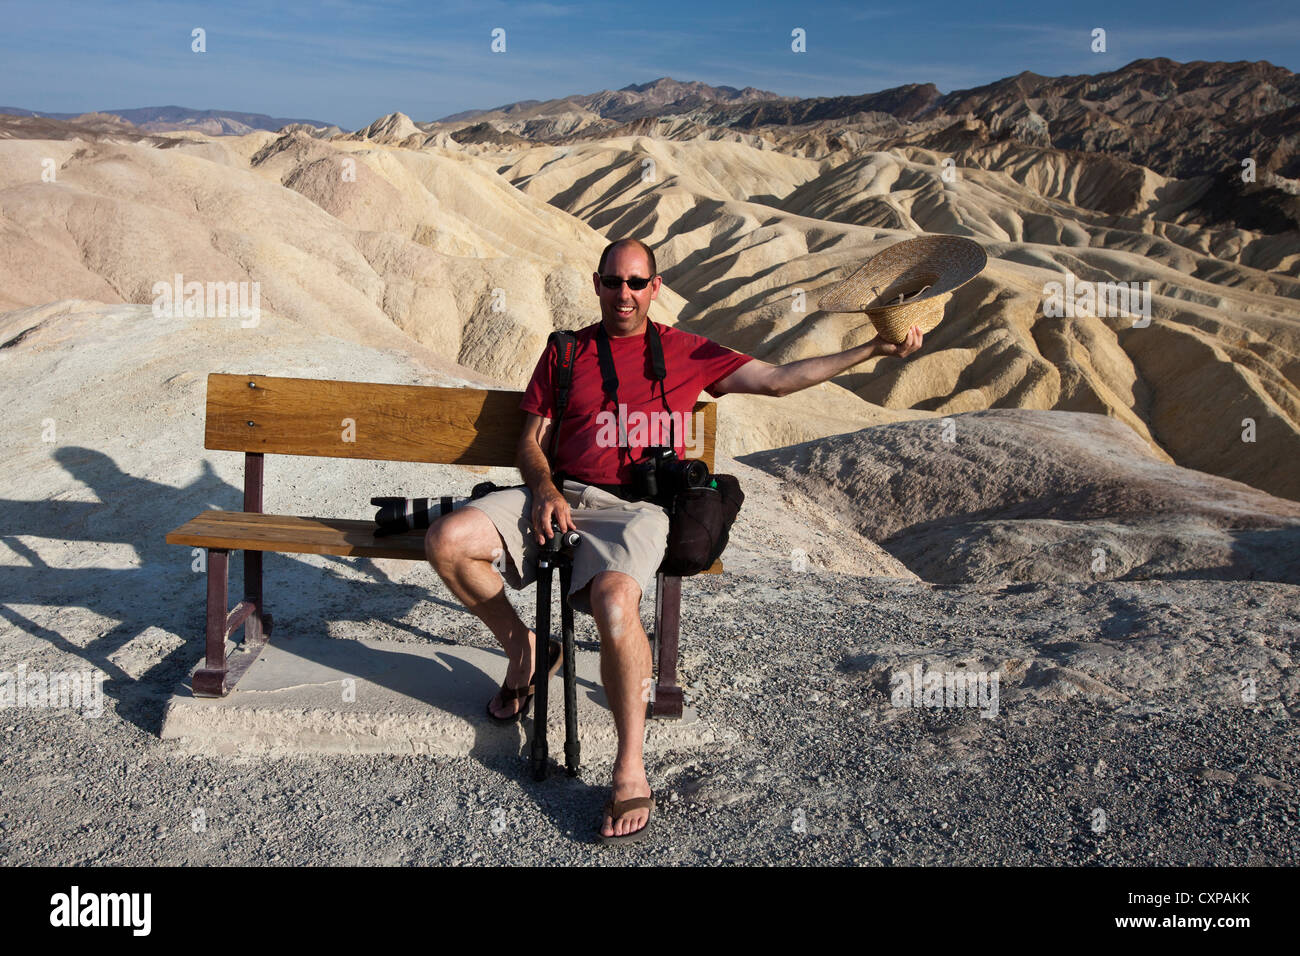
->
[[530, 524, 582, 781]]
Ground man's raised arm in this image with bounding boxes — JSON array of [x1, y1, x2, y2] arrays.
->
[[516, 412, 575, 541], [712, 324, 924, 397]]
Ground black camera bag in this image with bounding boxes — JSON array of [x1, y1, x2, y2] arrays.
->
[[659, 473, 744, 576]]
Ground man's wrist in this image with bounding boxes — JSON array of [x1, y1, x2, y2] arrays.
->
[[526, 472, 560, 499]]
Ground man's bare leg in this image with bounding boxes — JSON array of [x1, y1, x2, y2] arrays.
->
[[425, 508, 539, 719], [429, 517, 652, 828], [588, 571, 654, 838]]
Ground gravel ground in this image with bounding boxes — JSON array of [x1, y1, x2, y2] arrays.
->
[[1, 564, 1295, 866]]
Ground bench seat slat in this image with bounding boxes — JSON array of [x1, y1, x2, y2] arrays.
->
[[166, 510, 428, 559], [166, 510, 722, 572]]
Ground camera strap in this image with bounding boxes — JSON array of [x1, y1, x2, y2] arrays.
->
[[547, 330, 578, 463], [644, 321, 675, 450], [594, 321, 674, 464]]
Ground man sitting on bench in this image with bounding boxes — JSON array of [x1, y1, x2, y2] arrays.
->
[[425, 237, 924, 843]]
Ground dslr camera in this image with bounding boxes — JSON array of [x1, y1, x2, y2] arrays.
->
[[631, 446, 711, 504]]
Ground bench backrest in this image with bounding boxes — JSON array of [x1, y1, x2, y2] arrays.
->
[[204, 373, 718, 471]]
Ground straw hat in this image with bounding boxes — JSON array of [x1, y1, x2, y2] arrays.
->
[[819, 235, 987, 344]]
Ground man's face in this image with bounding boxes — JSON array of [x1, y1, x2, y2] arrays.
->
[[593, 244, 661, 337]]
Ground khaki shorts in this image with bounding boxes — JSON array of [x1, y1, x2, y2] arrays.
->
[[462, 480, 670, 614]]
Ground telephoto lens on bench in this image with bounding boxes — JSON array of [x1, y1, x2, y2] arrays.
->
[[370, 496, 468, 537]]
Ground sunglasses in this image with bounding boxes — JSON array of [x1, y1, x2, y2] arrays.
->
[[598, 274, 655, 291]]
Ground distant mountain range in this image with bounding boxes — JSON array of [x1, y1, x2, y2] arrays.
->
[[0, 105, 338, 136], [7, 60, 1296, 179], [426, 62, 1300, 233], [438, 77, 790, 124], [4, 60, 1296, 232], [432, 62, 1299, 178]]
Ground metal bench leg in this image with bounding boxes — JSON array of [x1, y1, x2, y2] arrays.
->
[[651, 572, 684, 719], [244, 549, 271, 642], [192, 547, 271, 698], [189, 451, 272, 697], [194, 548, 229, 697], [242, 451, 271, 641]]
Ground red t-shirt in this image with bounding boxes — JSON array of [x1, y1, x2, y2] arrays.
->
[[520, 321, 754, 485]]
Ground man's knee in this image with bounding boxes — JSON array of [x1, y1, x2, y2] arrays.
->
[[589, 571, 644, 639], [424, 508, 497, 567]]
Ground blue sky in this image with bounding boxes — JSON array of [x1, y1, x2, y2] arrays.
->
[[2, 0, 1297, 129]]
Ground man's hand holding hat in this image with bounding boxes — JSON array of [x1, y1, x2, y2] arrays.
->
[[869, 323, 924, 359]]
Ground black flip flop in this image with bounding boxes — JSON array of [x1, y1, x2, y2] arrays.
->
[[486, 639, 562, 724]]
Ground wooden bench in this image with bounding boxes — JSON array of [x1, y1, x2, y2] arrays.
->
[[165, 372, 722, 718]]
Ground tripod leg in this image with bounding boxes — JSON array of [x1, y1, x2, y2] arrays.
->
[[531, 561, 552, 781], [560, 562, 580, 776]]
